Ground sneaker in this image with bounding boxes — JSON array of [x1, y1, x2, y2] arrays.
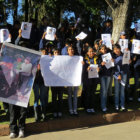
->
[[73, 110, 78, 116], [58, 112, 62, 117], [86, 109, 91, 113], [90, 108, 95, 113], [121, 106, 127, 112], [69, 110, 74, 115], [138, 98, 140, 102], [102, 108, 107, 113], [9, 133, 16, 139], [53, 112, 57, 118], [115, 106, 119, 112], [18, 130, 24, 138]]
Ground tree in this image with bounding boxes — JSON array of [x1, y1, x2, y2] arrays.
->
[[105, 0, 133, 43]]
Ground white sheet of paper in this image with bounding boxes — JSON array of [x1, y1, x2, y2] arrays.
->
[[0, 29, 11, 43], [45, 26, 56, 41], [122, 50, 130, 65], [101, 34, 112, 50], [102, 53, 114, 69], [21, 22, 32, 39], [75, 32, 87, 40], [119, 39, 128, 53], [88, 64, 99, 79], [40, 55, 83, 86], [131, 39, 140, 54]]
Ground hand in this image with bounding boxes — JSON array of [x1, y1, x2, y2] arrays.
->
[[97, 67, 100, 72], [81, 61, 85, 65], [101, 61, 106, 66], [18, 29, 22, 38], [129, 59, 132, 64], [111, 58, 114, 62], [99, 40, 102, 45], [76, 38, 80, 41], [125, 48, 129, 51], [42, 32, 47, 39], [117, 75, 121, 81], [9, 34, 12, 39], [87, 66, 91, 71], [133, 56, 136, 61]]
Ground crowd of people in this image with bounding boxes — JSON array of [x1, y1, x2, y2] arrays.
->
[[0, 17, 140, 138]]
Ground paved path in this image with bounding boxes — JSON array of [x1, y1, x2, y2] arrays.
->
[[1, 120, 140, 140]]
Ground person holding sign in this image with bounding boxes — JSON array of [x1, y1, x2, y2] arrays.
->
[[82, 47, 99, 114], [98, 45, 113, 113], [112, 44, 129, 112]]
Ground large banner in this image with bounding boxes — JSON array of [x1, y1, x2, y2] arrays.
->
[[0, 43, 41, 107], [40, 55, 83, 86]]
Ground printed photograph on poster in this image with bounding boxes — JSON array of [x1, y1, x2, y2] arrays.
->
[[131, 39, 140, 54], [75, 32, 87, 40], [88, 64, 99, 79], [122, 50, 130, 65], [21, 22, 32, 39], [0, 43, 41, 107], [101, 34, 112, 50], [0, 29, 11, 43], [102, 53, 114, 69], [45, 26, 56, 41], [119, 39, 128, 53]]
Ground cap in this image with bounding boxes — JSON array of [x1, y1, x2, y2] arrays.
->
[[120, 31, 126, 36]]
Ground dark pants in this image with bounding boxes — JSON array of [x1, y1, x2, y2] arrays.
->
[[83, 78, 98, 109], [9, 104, 27, 133], [51, 87, 63, 112]]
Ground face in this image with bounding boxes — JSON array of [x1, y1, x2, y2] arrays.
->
[[87, 48, 95, 58], [113, 47, 121, 56], [41, 50, 46, 55], [54, 50, 59, 56], [100, 47, 107, 54], [120, 35, 126, 39], [94, 44, 99, 50], [68, 47, 74, 56]]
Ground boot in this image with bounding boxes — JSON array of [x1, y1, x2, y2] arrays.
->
[[34, 106, 40, 122], [41, 106, 47, 121]]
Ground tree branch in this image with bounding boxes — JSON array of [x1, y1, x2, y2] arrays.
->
[[105, 0, 115, 11]]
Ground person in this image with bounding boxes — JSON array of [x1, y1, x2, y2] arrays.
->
[[98, 45, 113, 113], [112, 44, 129, 111], [33, 47, 49, 122], [67, 45, 79, 115], [51, 48, 63, 118], [82, 47, 99, 114]]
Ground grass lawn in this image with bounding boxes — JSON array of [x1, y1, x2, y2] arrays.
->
[[0, 78, 139, 125]]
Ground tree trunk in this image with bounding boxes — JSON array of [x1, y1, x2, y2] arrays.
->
[[25, 0, 28, 21], [111, 0, 131, 43], [13, 0, 18, 24]]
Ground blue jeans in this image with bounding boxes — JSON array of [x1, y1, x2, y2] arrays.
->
[[68, 87, 78, 112], [100, 76, 111, 110], [33, 83, 49, 107], [114, 74, 127, 108]]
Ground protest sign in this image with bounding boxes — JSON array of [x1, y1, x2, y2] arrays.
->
[[45, 26, 56, 41], [0, 29, 11, 43], [40, 55, 83, 86], [0, 43, 41, 107], [119, 39, 128, 53], [88, 64, 99, 78], [21, 22, 32, 39], [122, 50, 130, 65], [75, 32, 87, 40], [131, 39, 140, 54], [102, 53, 114, 69], [101, 34, 112, 50]]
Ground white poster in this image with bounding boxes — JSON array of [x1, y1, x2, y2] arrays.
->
[[101, 34, 112, 50], [75, 32, 87, 40], [45, 26, 56, 41], [119, 39, 128, 53], [88, 64, 99, 79], [40, 55, 83, 86], [102, 53, 114, 69], [131, 39, 140, 54], [0, 29, 11, 43], [122, 50, 130, 65], [21, 22, 32, 39]]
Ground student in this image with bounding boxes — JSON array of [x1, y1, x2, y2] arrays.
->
[[67, 45, 79, 115], [82, 47, 99, 114], [33, 47, 49, 122], [51, 48, 63, 118], [61, 38, 73, 55], [112, 44, 129, 111], [98, 45, 113, 113]]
